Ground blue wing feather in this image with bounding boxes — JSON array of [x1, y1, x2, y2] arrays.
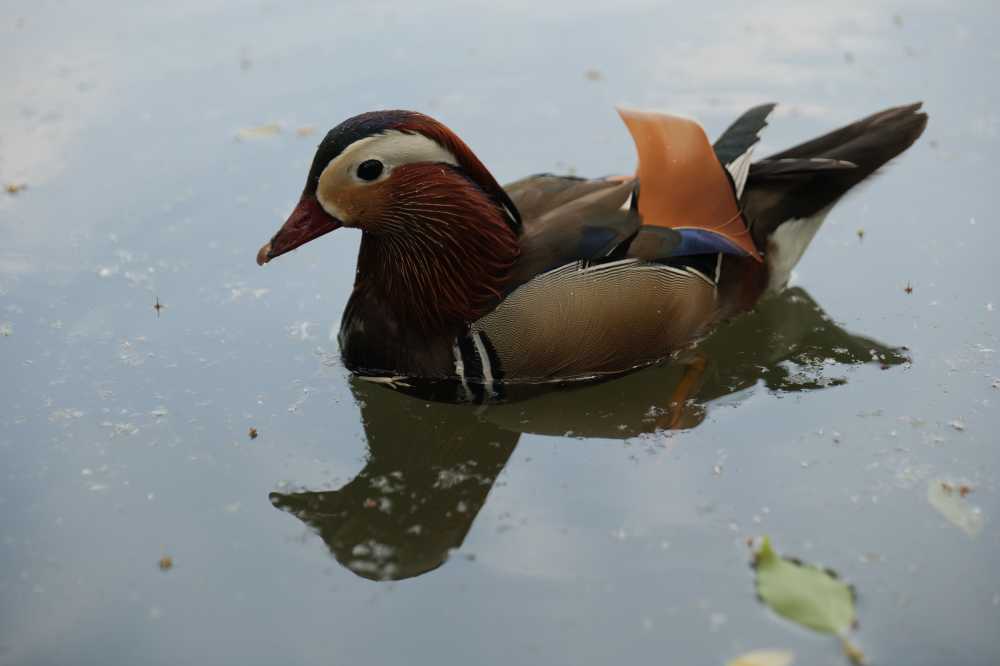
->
[[671, 229, 749, 257]]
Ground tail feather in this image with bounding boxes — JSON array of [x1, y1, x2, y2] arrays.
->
[[743, 103, 928, 247], [737, 103, 927, 291]]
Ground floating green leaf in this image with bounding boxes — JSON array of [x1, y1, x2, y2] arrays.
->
[[726, 649, 794, 666], [753, 537, 855, 635]]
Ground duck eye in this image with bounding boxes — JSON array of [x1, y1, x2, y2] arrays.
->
[[356, 159, 384, 182]]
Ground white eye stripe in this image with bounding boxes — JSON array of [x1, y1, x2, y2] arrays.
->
[[326, 130, 458, 180], [316, 130, 460, 221]]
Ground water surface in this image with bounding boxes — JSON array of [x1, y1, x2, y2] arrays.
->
[[2, 2, 998, 664]]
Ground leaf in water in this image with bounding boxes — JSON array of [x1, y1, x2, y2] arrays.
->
[[928, 479, 983, 537], [236, 123, 281, 140], [727, 649, 794, 666], [753, 537, 855, 635]]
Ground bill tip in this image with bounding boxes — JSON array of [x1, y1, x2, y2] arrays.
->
[[256, 243, 271, 266]]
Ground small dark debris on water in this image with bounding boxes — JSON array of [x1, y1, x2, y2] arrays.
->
[[940, 481, 973, 497], [856, 228, 865, 240], [153, 296, 165, 317], [904, 282, 913, 295], [158, 555, 173, 571], [4, 183, 27, 195], [248, 427, 258, 440], [584, 68, 603, 81]]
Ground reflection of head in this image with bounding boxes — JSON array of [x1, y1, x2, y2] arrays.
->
[[271, 380, 519, 580]]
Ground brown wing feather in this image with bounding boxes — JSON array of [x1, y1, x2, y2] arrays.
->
[[473, 260, 717, 382], [504, 175, 632, 222], [616, 108, 762, 261], [508, 178, 639, 286]]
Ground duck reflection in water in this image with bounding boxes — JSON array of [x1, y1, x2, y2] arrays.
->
[[269, 288, 908, 581]]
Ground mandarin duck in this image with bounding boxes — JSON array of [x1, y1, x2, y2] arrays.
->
[[257, 103, 926, 399]]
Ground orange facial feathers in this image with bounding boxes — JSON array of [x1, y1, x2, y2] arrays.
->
[[616, 108, 761, 261]]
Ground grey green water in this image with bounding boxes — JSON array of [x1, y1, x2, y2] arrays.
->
[[1, 2, 998, 664]]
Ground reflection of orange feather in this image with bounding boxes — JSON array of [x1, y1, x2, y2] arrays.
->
[[617, 108, 761, 261]]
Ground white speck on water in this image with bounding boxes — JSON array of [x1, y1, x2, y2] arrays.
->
[[287, 321, 313, 340], [101, 421, 139, 437], [988, 303, 994, 311], [0, 322, 12, 336], [147, 492, 155, 501], [613, 528, 627, 541], [712, 464, 723, 476], [950, 420, 966, 431], [124, 270, 149, 287], [709, 612, 727, 631], [88, 483, 109, 492], [81, 468, 92, 476], [119, 339, 146, 367], [96, 265, 119, 278], [49, 408, 84, 421], [224, 501, 241, 513]]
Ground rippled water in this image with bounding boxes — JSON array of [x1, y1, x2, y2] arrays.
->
[[2, 2, 998, 665]]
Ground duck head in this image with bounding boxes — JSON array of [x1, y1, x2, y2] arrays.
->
[[257, 110, 521, 328]]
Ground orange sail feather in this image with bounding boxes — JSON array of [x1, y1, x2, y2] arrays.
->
[[617, 107, 761, 261]]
